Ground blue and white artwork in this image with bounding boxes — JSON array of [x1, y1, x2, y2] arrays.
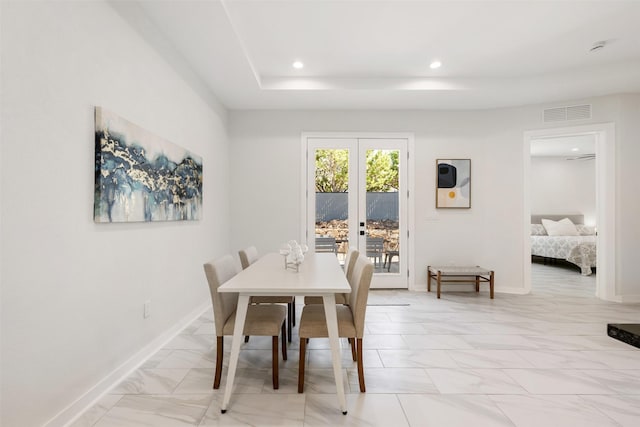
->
[[94, 107, 203, 222]]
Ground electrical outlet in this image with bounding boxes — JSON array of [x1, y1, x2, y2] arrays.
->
[[143, 300, 151, 319]]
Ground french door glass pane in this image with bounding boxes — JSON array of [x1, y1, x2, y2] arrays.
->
[[314, 149, 349, 263], [307, 136, 407, 288], [365, 149, 400, 273]]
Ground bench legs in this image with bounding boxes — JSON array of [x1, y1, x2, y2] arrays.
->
[[428, 268, 494, 299], [490, 271, 494, 299]]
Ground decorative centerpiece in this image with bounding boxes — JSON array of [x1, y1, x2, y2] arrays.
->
[[279, 243, 291, 268], [281, 240, 307, 272]]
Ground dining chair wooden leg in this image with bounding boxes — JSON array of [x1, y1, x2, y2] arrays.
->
[[292, 301, 296, 326], [281, 323, 287, 360], [272, 336, 279, 389], [214, 336, 223, 389], [298, 337, 306, 393], [357, 338, 365, 392], [348, 338, 357, 361], [287, 305, 293, 343]]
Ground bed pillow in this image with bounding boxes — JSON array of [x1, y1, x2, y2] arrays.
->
[[576, 224, 596, 236], [541, 218, 579, 236], [531, 224, 547, 236]]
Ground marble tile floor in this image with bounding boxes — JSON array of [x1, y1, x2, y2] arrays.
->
[[71, 263, 640, 426]]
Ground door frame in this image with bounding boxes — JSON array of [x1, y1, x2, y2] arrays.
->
[[301, 132, 416, 289], [523, 123, 616, 301]]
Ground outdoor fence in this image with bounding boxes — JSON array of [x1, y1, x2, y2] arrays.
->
[[316, 192, 399, 221]]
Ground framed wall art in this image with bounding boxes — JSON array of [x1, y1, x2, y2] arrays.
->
[[436, 159, 471, 208], [94, 107, 203, 223]]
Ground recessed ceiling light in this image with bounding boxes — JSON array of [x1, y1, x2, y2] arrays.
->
[[430, 60, 442, 69], [292, 61, 304, 69], [571, 147, 579, 152]]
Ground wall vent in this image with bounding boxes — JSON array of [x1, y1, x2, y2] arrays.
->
[[566, 104, 592, 120], [543, 104, 591, 122]]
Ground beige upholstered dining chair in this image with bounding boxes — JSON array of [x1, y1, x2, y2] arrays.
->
[[203, 255, 287, 389], [297, 253, 374, 393], [239, 246, 296, 342], [304, 248, 359, 305]]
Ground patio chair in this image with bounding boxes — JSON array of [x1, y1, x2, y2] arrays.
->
[[315, 236, 337, 253], [366, 237, 384, 267]]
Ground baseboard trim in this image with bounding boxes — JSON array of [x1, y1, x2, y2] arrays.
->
[[493, 286, 529, 295], [45, 302, 211, 427], [616, 294, 640, 304], [411, 283, 528, 295]]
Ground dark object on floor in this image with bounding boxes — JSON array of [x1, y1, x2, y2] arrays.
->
[[607, 323, 640, 349]]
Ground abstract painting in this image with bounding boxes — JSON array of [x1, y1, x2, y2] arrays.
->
[[94, 107, 203, 222], [436, 159, 471, 208]]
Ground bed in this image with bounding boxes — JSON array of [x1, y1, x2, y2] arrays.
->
[[530, 214, 597, 275]]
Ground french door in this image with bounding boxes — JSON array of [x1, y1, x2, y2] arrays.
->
[[305, 136, 408, 289]]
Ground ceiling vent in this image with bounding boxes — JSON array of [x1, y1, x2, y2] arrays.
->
[[566, 153, 596, 161], [543, 104, 592, 122]]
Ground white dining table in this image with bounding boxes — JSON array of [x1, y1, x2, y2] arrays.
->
[[217, 252, 351, 414]]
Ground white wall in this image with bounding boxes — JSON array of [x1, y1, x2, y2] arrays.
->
[[0, 2, 229, 426], [229, 109, 528, 294], [228, 94, 640, 300], [616, 94, 640, 297], [530, 156, 596, 225]]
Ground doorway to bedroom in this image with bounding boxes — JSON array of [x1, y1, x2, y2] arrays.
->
[[523, 123, 616, 301], [529, 135, 597, 297]]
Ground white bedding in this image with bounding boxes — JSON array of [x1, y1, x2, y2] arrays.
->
[[531, 235, 597, 275]]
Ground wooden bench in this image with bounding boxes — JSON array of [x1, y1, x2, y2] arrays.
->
[[427, 265, 494, 299]]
